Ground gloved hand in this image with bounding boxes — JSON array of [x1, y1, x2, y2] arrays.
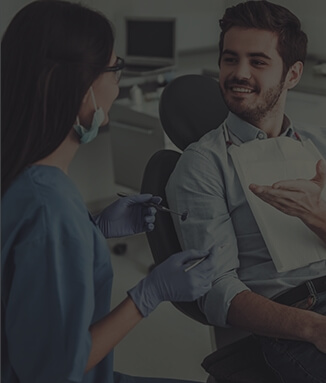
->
[[94, 194, 162, 238], [128, 249, 218, 317]]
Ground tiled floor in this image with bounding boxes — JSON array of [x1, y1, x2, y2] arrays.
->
[[107, 233, 214, 382]]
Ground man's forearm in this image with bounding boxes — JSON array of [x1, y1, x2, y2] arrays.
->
[[227, 290, 326, 353]]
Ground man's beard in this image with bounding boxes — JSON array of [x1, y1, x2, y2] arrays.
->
[[221, 78, 285, 123]]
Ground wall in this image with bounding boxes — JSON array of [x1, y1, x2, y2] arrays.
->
[[0, 0, 30, 36]]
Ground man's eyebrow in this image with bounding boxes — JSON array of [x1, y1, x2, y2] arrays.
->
[[222, 49, 271, 60], [248, 52, 271, 60]]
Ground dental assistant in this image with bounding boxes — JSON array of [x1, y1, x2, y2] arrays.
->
[[1, 2, 219, 382]]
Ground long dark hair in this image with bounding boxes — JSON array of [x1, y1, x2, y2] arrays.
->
[[218, 0, 307, 75], [1, 0, 114, 195]]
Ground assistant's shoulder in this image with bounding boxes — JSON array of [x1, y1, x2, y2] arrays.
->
[[1, 166, 89, 248], [29, 166, 86, 213], [6, 165, 85, 214]]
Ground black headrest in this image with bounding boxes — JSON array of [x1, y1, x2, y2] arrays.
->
[[159, 74, 229, 151]]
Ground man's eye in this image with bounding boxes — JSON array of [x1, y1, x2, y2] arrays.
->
[[252, 60, 266, 66]]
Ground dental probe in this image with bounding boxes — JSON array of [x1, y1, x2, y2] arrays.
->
[[184, 256, 208, 272], [117, 192, 189, 221]]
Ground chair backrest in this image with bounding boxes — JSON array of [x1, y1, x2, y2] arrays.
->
[[141, 74, 228, 324], [159, 74, 228, 151]]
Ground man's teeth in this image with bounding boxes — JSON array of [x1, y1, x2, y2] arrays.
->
[[231, 87, 253, 93]]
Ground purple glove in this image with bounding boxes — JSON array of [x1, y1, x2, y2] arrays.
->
[[128, 249, 218, 317], [94, 194, 162, 238]]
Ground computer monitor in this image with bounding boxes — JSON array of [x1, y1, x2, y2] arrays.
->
[[124, 17, 176, 75]]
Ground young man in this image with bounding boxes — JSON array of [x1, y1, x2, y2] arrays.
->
[[166, 1, 326, 381]]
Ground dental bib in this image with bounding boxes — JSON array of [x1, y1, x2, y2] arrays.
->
[[228, 135, 326, 272]]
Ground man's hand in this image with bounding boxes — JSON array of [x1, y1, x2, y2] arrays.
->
[[249, 159, 326, 242]]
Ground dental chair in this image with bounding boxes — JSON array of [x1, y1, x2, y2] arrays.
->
[[141, 74, 278, 383]]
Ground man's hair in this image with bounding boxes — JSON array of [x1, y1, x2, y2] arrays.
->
[[218, 0, 308, 73], [1, 0, 114, 195]]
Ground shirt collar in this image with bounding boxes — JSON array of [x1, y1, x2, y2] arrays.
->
[[225, 112, 297, 143]]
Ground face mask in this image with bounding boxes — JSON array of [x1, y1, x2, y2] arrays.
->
[[73, 87, 105, 144]]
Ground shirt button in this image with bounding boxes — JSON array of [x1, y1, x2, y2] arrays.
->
[[257, 132, 265, 140]]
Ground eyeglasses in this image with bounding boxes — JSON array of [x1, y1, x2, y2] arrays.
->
[[104, 56, 125, 82]]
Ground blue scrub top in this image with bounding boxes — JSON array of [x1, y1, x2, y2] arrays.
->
[[1, 165, 114, 383]]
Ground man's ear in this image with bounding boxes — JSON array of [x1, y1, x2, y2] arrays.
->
[[284, 61, 303, 90]]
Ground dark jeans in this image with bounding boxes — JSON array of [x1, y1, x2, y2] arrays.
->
[[258, 291, 326, 383]]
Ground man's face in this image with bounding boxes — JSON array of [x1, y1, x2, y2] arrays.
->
[[219, 27, 287, 124]]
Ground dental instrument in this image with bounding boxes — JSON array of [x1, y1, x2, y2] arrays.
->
[[184, 256, 208, 272], [117, 192, 189, 221]]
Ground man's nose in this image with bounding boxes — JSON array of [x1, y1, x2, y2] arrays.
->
[[233, 60, 252, 80]]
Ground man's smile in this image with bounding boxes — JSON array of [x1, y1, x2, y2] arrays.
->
[[230, 86, 254, 94]]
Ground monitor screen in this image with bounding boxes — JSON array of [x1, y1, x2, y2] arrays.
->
[[125, 18, 176, 62]]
